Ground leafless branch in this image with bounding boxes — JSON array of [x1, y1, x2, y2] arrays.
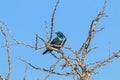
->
[[0, 76, 6, 80], [64, 46, 76, 54], [35, 34, 39, 50], [85, 61, 101, 67], [35, 34, 46, 50], [0, 23, 12, 80], [51, 48, 83, 77], [109, 41, 112, 58], [48, 0, 60, 43], [2, 22, 34, 47], [37, 35, 46, 44], [23, 65, 28, 80], [44, 58, 61, 80], [88, 50, 120, 73], [17, 57, 74, 76], [81, 0, 106, 64], [87, 47, 97, 54], [1, 21, 45, 50], [0, 43, 17, 48], [45, 21, 49, 40]]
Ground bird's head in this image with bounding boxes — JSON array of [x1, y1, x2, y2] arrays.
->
[[55, 32, 64, 38], [55, 31, 66, 43]]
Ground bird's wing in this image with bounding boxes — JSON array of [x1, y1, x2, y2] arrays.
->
[[50, 37, 58, 44]]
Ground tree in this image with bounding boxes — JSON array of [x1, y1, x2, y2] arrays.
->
[[0, 0, 120, 80]]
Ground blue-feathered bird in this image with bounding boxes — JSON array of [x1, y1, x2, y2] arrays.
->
[[42, 32, 66, 55]]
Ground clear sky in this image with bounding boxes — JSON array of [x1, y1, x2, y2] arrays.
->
[[0, 0, 120, 80]]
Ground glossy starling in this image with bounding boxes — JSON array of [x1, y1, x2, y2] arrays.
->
[[42, 32, 66, 55]]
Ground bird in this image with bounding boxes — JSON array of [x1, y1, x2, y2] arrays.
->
[[42, 32, 66, 55]]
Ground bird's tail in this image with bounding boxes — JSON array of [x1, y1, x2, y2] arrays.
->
[[42, 49, 49, 55]]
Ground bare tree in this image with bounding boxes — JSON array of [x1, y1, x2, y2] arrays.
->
[[0, 0, 120, 80]]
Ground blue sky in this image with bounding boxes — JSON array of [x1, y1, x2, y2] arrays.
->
[[0, 0, 120, 80]]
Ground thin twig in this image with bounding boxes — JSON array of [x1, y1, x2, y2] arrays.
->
[[0, 43, 17, 48], [85, 61, 101, 67], [35, 34, 38, 50], [17, 57, 74, 76], [81, 0, 106, 64], [2, 21, 45, 50], [88, 50, 120, 73], [24, 65, 28, 80], [44, 58, 61, 80], [48, 0, 60, 42], [64, 46, 75, 54], [0, 24, 12, 80], [87, 47, 97, 54], [37, 35, 46, 44], [109, 41, 112, 58], [45, 21, 49, 40]]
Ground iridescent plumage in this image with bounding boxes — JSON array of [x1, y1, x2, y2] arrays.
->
[[42, 32, 66, 55]]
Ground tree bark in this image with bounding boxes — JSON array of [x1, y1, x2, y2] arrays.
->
[[80, 72, 91, 80]]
